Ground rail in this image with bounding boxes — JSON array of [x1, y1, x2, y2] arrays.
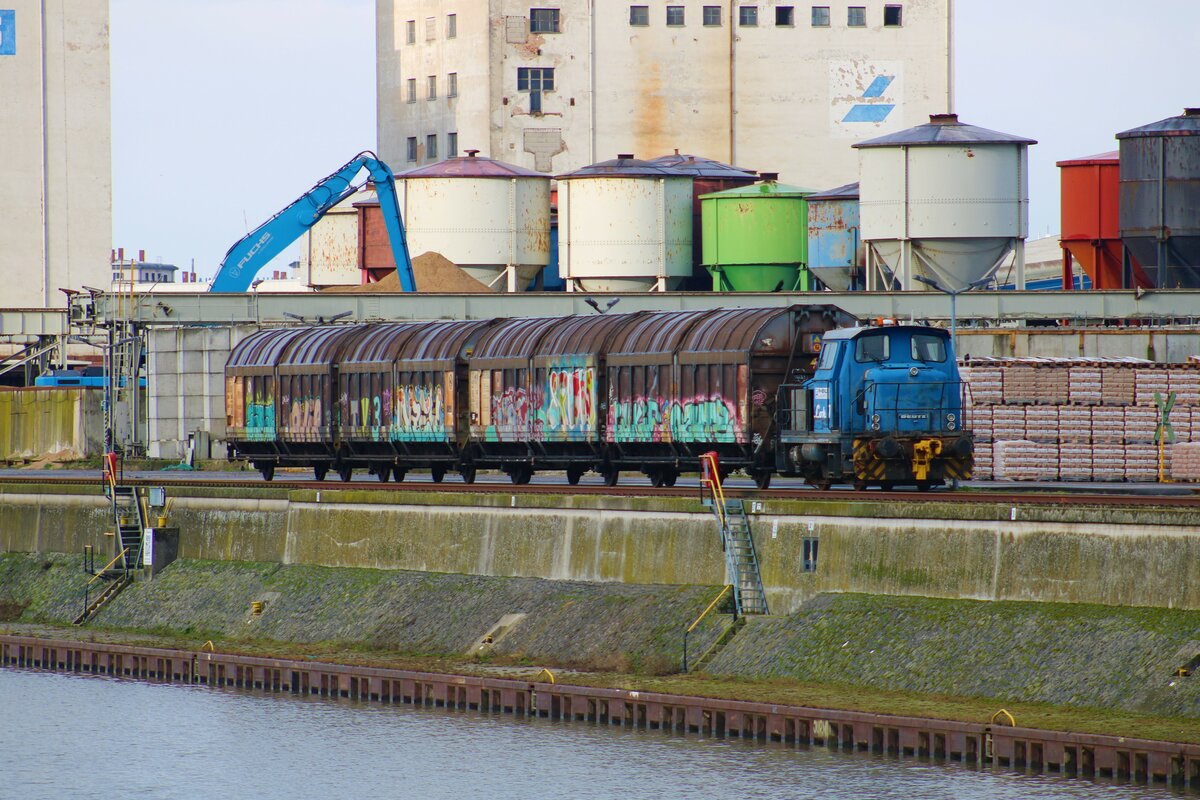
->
[[682, 584, 732, 673]]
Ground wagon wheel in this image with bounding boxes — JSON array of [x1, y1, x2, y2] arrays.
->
[[662, 468, 678, 488], [813, 479, 832, 491], [338, 464, 354, 483], [602, 468, 620, 487], [460, 465, 477, 484], [375, 465, 390, 482], [509, 464, 532, 485], [259, 463, 275, 482], [392, 467, 407, 483], [313, 463, 328, 482], [752, 470, 772, 490], [431, 465, 447, 483], [565, 467, 583, 485], [648, 469, 665, 488]]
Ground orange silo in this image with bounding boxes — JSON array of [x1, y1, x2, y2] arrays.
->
[[1058, 151, 1149, 289]]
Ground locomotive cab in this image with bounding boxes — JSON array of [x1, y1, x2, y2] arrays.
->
[[779, 324, 973, 489]]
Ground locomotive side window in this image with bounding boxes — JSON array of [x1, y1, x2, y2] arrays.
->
[[816, 340, 839, 371], [911, 334, 946, 362], [855, 334, 890, 363]]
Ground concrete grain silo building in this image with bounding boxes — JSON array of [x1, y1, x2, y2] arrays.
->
[[376, 0, 952, 192], [0, 0, 112, 308]]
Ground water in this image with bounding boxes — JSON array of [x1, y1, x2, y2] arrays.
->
[[0, 669, 1184, 800]]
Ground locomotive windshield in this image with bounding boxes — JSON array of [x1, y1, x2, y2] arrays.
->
[[816, 341, 839, 371], [855, 334, 889, 363], [910, 334, 947, 362]]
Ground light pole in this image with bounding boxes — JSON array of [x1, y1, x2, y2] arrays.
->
[[912, 274, 992, 355]]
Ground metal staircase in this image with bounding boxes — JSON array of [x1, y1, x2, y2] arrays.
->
[[75, 459, 146, 625], [699, 453, 768, 617]]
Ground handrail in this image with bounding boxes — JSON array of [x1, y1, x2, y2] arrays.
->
[[687, 585, 732, 634], [87, 548, 129, 585], [682, 584, 732, 672], [698, 452, 727, 529]]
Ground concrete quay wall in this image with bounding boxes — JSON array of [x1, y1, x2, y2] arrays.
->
[[1, 485, 1197, 613]]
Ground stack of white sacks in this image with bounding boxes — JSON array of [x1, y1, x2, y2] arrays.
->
[[959, 357, 1200, 482]]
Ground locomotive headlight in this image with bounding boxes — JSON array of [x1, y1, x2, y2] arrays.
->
[[947, 421, 957, 431], [871, 414, 881, 424], [946, 413, 956, 422], [871, 421, 881, 431]]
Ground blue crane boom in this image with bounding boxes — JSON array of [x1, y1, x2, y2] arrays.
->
[[210, 151, 416, 293]]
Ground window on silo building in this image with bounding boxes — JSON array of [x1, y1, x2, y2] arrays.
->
[[703, 5, 722, 25], [426, 134, 438, 160], [406, 137, 418, 162], [448, 132, 458, 157], [406, 19, 416, 44], [629, 5, 649, 26], [427, 75, 437, 100], [448, 72, 458, 98], [447, 13, 457, 38], [666, 6, 685, 26], [425, 16, 436, 40], [738, 6, 758, 26], [530, 8, 560, 33], [884, 4, 902, 26], [847, 6, 866, 26], [407, 78, 417, 103], [776, 6, 794, 25], [811, 6, 829, 26]]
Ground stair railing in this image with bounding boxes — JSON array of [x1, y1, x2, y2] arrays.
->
[[682, 585, 732, 672]]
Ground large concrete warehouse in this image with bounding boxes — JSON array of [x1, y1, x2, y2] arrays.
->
[[376, 0, 952, 186], [0, 0, 112, 308]]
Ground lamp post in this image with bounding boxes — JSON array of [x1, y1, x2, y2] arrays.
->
[[912, 274, 992, 355]]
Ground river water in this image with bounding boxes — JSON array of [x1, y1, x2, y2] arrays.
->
[[0, 669, 1184, 800]]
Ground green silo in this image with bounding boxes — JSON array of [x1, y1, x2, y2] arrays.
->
[[701, 176, 814, 292]]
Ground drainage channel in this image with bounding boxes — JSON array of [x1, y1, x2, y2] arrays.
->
[[3, 633, 1198, 789]]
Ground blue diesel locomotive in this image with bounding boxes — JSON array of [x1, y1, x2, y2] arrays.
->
[[778, 323, 973, 490]]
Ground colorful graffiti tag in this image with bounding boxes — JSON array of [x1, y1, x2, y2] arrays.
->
[[391, 383, 446, 441], [536, 365, 596, 441], [485, 386, 530, 442], [607, 394, 742, 443], [246, 390, 276, 442]]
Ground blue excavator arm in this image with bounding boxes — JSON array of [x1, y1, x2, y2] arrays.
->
[[210, 151, 416, 293]]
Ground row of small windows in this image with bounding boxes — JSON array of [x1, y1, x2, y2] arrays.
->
[[405, 13, 456, 44], [629, 4, 902, 27], [407, 132, 459, 162], [406, 73, 459, 102]]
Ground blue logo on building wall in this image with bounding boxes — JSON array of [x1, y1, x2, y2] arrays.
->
[[842, 75, 895, 123], [0, 10, 15, 56]]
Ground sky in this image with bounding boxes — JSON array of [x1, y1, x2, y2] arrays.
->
[[110, 0, 1199, 276]]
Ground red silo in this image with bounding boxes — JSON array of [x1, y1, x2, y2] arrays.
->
[[1058, 151, 1148, 289]]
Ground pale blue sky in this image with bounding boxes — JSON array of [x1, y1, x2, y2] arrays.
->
[[111, 0, 1199, 276]]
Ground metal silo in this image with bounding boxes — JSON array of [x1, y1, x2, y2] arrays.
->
[[806, 182, 864, 291], [1058, 152, 1148, 289], [648, 152, 758, 288], [557, 155, 693, 292], [855, 114, 1036, 291], [396, 150, 551, 292], [1116, 108, 1200, 288], [700, 175, 814, 292]]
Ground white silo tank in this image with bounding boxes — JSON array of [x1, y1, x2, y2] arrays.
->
[[397, 151, 551, 292], [855, 114, 1037, 291], [557, 155, 693, 292]]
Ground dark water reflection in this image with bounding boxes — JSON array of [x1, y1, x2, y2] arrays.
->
[[0, 669, 1185, 799]]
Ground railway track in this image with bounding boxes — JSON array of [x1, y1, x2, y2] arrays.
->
[[3, 472, 1199, 509]]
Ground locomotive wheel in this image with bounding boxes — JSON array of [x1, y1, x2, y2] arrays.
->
[[662, 469, 678, 487], [566, 467, 583, 485], [752, 470, 772, 490], [460, 465, 477, 484], [338, 464, 353, 483], [814, 479, 832, 491], [313, 463, 328, 481], [880, 481, 895, 492], [259, 463, 275, 482], [431, 465, 447, 483], [853, 480, 867, 492], [602, 468, 620, 487], [916, 480, 933, 492]]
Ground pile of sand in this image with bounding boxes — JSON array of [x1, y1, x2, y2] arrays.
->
[[322, 252, 491, 293]]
